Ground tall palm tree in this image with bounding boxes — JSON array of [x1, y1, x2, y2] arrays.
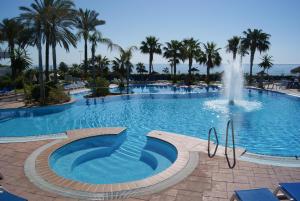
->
[[89, 31, 114, 83], [181, 38, 201, 78], [226, 36, 240, 60], [163, 40, 182, 76], [197, 42, 222, 84], [0, 18, 24, 79], [140, 36, 162, 74], [75, 8, 105, 75], [242, 28, 271, 84], [48, 0, 77, 83], [19, 0, 46, 104]]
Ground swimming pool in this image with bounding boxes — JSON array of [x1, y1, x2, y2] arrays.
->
[[1, 85, 300, 157], [49, 133, 177, 184]]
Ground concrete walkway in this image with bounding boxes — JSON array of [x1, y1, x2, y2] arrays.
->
[[0, 139, 300, 201]]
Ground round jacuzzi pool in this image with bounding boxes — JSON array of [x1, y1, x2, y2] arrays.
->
[[49, 133, 178, 184]]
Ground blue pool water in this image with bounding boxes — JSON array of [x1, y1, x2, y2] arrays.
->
[[50, 134, 177, 184], [0, 85, 300, 157]]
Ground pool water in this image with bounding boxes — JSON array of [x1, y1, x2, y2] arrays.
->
[[0, 86, 300, 157], [50, 134, 177, 184]]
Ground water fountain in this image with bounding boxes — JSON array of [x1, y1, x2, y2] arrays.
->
[[204, 59, 261, 113], [223, 59, 244, 104]]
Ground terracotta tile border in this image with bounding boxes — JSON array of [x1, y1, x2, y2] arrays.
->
[[33, 127, 191, 196]]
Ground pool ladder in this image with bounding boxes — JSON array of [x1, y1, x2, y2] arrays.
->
[[207, 119, 236, 169]]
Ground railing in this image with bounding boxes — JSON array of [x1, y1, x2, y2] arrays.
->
[[208, 127, 219, 158], [225, 119, 236, 169]]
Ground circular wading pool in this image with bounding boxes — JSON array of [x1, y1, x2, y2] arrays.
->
[[25, 128, 197, 200], [49, 133, 177, 184]]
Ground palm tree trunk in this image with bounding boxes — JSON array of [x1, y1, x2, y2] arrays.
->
[[188, 57, 192, 77], [9, 43, 16, 79], [249, 49, 255, 85], [45, 38, 50, 81], [149, 54, 152, 74], [150, 53, 154, 73], [233, 52, 236, 60], [52, 42, 58, 83], [91, 46, 96, 93], [126, 64, 129, 94], [37, 33, 45, 105], [206, 66, 210, 85], [84, 38, 88, 75]]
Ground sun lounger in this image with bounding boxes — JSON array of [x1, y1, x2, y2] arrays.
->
[[0, 187, 27, 201], [230, 188, 279, 201], [274, 182, 300, 201]]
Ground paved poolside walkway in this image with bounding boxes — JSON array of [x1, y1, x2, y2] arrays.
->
[[1, 140, 300, 201]]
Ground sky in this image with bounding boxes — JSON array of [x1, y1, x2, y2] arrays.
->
[[1, 0, 300, 66]]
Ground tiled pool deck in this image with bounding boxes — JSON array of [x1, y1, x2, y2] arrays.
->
[[1, 130, 300, 201]]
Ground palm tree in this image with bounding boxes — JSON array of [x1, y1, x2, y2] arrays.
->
[[19, 0, 46, 104], [181, 38, 201, 78], [140, 36, 162, 74], [259, 54, 273, 74], [118, 46, 137, 93], [48, 0, 77, 83], [0, 18, 24, 79], [95, 55, 110, 75], [197, 42, 222, 84], [89, 31, 114, 84], [238, 42, 249, 65], [75, 8, 105, 75], [163, 40, 182, 76], [162, 67, 169, 74], [136, 62, 147, 75], [242, 28, 271, 85], [226, 36, 240, 60], [14, 48, 32, 75]]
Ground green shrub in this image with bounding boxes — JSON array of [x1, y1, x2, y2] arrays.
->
[[0, 76, 12, 88], [88, 77, 110, 97], [14, 75, 24, 89], [47, 86, 70, 104]]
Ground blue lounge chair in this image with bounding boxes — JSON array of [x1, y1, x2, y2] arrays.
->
[[0, 187, 27, 201], [230, 188, 279, 201], [274, 182, 300, 201]]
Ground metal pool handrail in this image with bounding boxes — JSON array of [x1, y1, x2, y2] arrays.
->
[[225, 119, 236, 169], [208, 127, 219, 158]]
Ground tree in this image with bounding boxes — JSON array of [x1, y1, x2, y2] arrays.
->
[[259, 54, 273, 74], [0, 18, 24, 79], [19, 0, 46, 104], [242, 28, 271, 85], [117, 46, 137, 93], [48, 0, 77, 83], [59, 61, 68, 74], [226, 36, 240, 60], [89, 31, 114, 83], [163, 40, 182, 76], [95, 55, 110, 76], [136, 62, 147, 75], [181, 38, 201, 78], [140, 36, 161, 74], [75, 8, 105, 75], [197, 42, 222, 84], [13, 48, 32, 75], [162, 67, 169, 74]]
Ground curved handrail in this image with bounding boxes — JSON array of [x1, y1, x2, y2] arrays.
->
[[208, 127, 219, 158], [225, 119, 236, 169]]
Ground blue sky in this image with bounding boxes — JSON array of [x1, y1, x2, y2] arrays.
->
[[1, 0, 300, 66]]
